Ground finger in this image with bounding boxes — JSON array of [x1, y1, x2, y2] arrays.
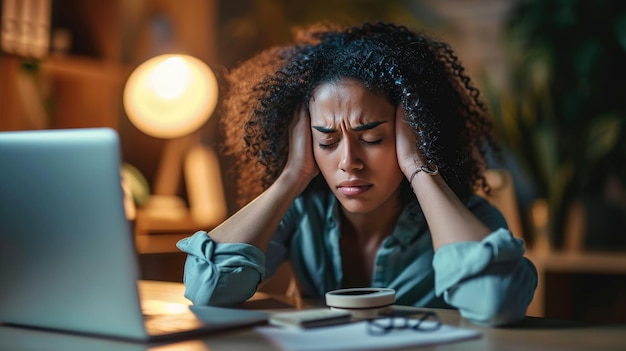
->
[[395, 105, 416, 145], [287, 105, 318, 175], [395, 105, 421, 175], [395, 103, 406, 121]]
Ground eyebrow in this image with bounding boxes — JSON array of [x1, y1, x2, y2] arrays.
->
[[312, 121, 387, 133]]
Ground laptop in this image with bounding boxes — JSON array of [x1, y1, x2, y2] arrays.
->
[[0, 127, 268, 342]]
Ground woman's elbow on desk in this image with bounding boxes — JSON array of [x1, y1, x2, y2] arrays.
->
[[183, 263, 262, 306], [177, 231, 266, 306], [446, 258, 538, 327]]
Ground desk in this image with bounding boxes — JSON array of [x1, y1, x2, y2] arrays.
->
[[1, 280, 625, 351]]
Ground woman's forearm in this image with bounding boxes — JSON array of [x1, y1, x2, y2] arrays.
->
[[410, 171, 491, 251], [207, 169, 311, 251]]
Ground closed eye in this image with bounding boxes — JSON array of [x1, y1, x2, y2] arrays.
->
[[318, 139, 382, 150], [318, 141, 339, 150], [363, 139, 382, 145]]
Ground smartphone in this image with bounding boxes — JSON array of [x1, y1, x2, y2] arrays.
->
[[269, 309, 352, 329]]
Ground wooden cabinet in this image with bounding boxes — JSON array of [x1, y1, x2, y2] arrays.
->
[[40, 55, 128, 129]]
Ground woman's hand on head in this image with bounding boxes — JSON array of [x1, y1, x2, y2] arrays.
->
[[395, 105, 422, 178], [283, 105, 319, 190]]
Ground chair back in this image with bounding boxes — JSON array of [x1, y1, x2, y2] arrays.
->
[[477, 169, 524, 239]]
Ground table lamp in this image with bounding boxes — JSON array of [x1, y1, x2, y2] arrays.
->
[[123, 54, 227, 234]]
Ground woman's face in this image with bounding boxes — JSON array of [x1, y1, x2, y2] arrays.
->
[[309, 78, 405, 215]]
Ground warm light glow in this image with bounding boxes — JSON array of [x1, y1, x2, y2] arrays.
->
[[142, 300, 190, 315], [148, 57, 191, 99], [123, 54, 218, 139]]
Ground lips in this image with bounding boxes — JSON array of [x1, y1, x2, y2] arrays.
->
[[337, 180, 372, 196]]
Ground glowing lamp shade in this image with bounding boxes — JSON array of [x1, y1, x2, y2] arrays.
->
[[123, 54, 218, 139]]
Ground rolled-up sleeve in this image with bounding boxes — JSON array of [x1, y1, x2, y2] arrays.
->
[[176, 231, 266, 306], [433, 228, 538, 326]]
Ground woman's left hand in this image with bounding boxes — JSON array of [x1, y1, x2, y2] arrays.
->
[[395, 105, 422, 178], [395, 107, 491, 250]]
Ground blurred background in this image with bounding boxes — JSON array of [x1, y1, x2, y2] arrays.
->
[[2, 0, 625, 323]]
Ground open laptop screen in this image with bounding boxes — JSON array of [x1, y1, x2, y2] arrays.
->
[[0, 128, 148, 339], [0, 128, 268, 341]]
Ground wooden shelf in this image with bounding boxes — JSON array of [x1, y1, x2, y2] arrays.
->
[[527, 250, 626, 274], [40, 55, 129, 82], [525, 249, 626, 321]]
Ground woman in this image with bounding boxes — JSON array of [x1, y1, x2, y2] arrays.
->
[[177, 22, 537, 326]]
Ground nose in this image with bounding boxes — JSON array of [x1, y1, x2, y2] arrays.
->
[[339, 138, 364, 172]]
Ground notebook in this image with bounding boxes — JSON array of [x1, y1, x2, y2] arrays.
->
[[0, 127, 268, 341]]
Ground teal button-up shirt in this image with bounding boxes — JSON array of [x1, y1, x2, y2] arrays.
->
[[177, 188, 537, 326]]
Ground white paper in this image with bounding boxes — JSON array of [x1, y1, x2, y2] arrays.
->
[[255, 321, 481, 351]]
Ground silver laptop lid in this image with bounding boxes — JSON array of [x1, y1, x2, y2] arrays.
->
[[0, 128, 148, 339]]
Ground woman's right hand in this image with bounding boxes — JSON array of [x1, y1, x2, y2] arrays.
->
[[204, 105, 318, 250], [283, 105, 319, 193]]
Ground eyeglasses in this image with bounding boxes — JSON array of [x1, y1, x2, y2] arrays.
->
[[366, 311, 442, 335]]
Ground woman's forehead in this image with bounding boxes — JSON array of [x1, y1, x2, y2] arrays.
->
[[309, 78, 394, 126]]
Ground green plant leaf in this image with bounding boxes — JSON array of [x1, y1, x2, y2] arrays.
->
[[585, 115, 623, 163]]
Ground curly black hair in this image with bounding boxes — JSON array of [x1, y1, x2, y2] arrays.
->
[[220, 22, 498, 208]]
